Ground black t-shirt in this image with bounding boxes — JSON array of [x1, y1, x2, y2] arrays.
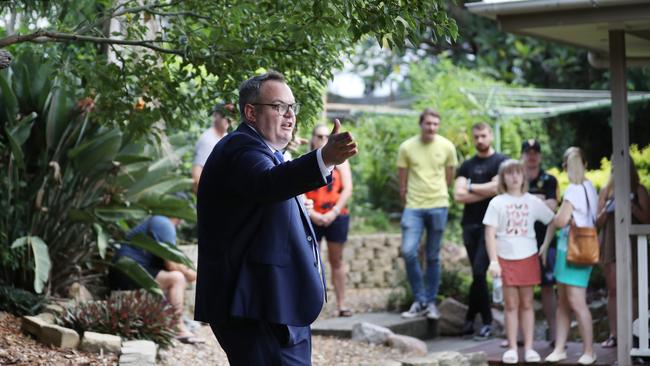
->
[[457, 152, 508, 225], [528, 169, 558, 246]]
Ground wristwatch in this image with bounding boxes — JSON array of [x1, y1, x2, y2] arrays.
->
[[467, 179, 473, 193]]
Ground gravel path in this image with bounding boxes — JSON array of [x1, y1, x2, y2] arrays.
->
[[2, 288, 411, 365]]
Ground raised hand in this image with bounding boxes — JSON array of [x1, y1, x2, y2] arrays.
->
[[321, 119, 358, 166]]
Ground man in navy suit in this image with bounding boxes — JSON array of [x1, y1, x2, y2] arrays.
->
[[195, 70, 357, 365]]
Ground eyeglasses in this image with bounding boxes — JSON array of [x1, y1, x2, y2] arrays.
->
[[252, 102, 300, 116], [314, 134, 329, 139]]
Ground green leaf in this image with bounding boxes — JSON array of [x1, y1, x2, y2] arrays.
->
[[112, 257, 163, 296], [5, 126, 25, 168], [45, 84, 73, 150], [10, 112, 37, 146], [128, 233, 194, 269], [0, 72, 18, 123], [93, 224, 108, 259], [136, 193, 196, 223], [10, 236, 29, 249], [94, 206, 148, 222], [67, 208, 95, 223], [29, 236, 51, 294], [68, 129, 123, 175]]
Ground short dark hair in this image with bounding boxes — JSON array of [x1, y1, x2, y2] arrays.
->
[[238, 70, 285, 122], [419, 108, 440, 124], [472, 121, 492, 133]]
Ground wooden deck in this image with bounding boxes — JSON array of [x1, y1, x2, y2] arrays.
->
[[460, 339, 619, 365]]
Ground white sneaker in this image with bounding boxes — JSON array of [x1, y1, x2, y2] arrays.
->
[[578, 353, 597, 365], [525, 349, 541, 363], [426, 302, 440, 319], [545, 350, 567, 363], [401, 302, 427, 318], [502, 349, 518, 364]]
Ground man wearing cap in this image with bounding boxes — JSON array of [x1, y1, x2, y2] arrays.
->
[[191, 103, 234, 193], [522, 139, 559, 347]]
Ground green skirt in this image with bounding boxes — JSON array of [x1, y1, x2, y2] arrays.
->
[[554, 227, 593, 288]]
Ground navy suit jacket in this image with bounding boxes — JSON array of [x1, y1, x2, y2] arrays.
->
[[194, 123, 328, 327]]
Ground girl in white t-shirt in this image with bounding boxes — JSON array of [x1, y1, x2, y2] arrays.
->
[[484, 159, 554, 364]]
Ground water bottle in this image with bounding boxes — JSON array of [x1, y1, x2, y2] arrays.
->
[[492, 277, 503, 304]]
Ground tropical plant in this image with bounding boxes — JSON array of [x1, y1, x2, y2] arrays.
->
[[1, 50, 194, 297], [58, 289, 177, 347], [0, 284, 46, 316]]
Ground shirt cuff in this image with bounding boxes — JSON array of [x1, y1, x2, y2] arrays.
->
[[316, 147, 334, 180]]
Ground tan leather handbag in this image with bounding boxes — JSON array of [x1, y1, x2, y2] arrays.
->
[[566, 184, 599, 266]]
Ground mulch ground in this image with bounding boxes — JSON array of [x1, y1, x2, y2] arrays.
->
[[0, 312, 117, 365], [2, 288, 413, 365]]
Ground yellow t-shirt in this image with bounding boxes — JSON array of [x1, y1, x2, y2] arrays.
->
[[396, 135, 458, 208]]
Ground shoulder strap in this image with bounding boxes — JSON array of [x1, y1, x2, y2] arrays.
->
[[581, 183, 595, 225]]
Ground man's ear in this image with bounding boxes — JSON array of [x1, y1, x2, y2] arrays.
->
[[244, 104, 257, 124]]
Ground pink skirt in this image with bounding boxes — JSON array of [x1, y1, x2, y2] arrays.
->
[[499, 254, 541, 287]]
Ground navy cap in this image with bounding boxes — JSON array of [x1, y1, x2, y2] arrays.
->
[[521, 139, 541, 153]]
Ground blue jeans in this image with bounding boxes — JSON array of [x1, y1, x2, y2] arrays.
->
[[400, 207, 448, 304]]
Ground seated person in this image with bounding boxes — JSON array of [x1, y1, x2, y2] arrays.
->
[[110, 215, 203, 344]]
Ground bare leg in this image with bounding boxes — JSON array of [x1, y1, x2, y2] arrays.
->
[[504, 286, 520, 353], [327, 242, 347, 311], [156, 270, 191, 336], [541, 285, 557, 342], [553, 284, 571, 353], [519, 286, 536, 352], [566, 285, 594, 357]]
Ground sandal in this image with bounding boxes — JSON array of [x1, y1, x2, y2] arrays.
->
[[601, 334, 617, 348], [502, 349, 518, 364], [338, 308, 353, 317]]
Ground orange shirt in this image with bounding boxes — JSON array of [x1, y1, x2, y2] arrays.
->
[[306, 167, 348, 215]]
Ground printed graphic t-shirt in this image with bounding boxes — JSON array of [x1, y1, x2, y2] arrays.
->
[[482, 193, 555, 260]]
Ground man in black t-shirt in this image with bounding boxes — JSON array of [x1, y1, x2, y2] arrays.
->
[[522, 139, 559, 346], [454, 122, 508, 340]]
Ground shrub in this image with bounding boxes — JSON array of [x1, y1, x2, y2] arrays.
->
[[0, 285, 46, 316], [58, 289, 177, 347]]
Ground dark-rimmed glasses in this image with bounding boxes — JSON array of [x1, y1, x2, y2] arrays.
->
[[252, 102, 300, 116]]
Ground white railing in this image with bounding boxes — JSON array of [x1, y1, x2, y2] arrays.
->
[[630, 225, 650, 358]]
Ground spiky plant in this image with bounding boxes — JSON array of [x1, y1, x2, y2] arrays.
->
[[58, 289, 177, 347]]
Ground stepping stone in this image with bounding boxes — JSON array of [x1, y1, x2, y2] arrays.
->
[[81, 331, 121, 354], [120, 340, 157, 365], [312, 312, 437, 339]]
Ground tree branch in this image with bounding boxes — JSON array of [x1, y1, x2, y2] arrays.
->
[[0, 30, 183, 55]]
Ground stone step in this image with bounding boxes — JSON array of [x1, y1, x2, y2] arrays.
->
[[312, 312, 437, 339]]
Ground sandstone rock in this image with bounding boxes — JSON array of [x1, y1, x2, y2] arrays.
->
[[81, 331, 122, 354], [68, 282, 93, 303], [428, 351, 469, 366], [386, 334, 427, 356], [363, 234, 386, 249], [466, 351, 488, 366], [21, 315, 50, 338], [36, 312, 55, 323], [40, 324, 80, 348], [351, 322, 394, 345], [120, 340, 157, 365], [438, 298, 468, 336]]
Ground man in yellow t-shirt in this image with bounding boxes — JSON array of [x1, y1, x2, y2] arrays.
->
[[396, 108, 458, 320]]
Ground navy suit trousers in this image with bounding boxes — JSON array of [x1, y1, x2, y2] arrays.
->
[[210, 319, 311, 365]]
